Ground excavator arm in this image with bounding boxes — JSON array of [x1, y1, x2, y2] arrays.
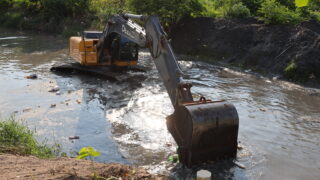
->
[[98, 13, 239, 166]]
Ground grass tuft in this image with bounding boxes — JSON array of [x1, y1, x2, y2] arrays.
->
[[0, 116, 54, 158]]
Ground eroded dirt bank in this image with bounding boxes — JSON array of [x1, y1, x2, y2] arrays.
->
[[171, 17, 320, 86], [0, 154, 166, 180]]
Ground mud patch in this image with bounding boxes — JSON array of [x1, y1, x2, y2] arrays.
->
[[171, 18, 320, 86]]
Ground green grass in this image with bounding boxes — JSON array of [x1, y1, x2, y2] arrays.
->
[[283, 60, 310, 82], [0, 116, 54, 158], [284, 60, 299, 81]]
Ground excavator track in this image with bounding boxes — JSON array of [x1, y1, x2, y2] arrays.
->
[[50, 62, 147, 81]]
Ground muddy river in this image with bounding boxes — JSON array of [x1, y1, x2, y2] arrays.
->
[[0, 28, 319, 179]]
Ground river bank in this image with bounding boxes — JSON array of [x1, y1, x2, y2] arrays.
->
[[0, 153, 166, 179], [171, 17, 320, 87]]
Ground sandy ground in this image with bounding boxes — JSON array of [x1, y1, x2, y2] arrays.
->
[[0, 154, 167, 180]]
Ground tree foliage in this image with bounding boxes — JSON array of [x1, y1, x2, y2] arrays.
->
[[127, 0, 203, 28], [89, 0, 127, 26], [0, 0, 319, 32], [258, 0, 303, 24]]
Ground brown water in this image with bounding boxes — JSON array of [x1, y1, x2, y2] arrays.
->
[[0, 28, 319, 180]]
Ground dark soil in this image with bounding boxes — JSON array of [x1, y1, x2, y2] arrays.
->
[[171, 17, 320, 86]]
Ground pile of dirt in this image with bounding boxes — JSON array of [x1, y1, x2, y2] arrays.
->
[[171, 17, 320, 85], [0, 154, 166, 180]]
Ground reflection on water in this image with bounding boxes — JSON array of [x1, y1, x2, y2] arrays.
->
[[0, 28, 320, 179]]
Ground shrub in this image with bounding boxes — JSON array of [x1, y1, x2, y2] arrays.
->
[[284, 60, 297, 76], [308, 0, 320, 22], [199, 0, 251, 18], [278, 0, 296, 10], [89, 0, 127, 28], [198, 0, 219, 17], [241, 0, 264, 15], [258, 0, 303, 24], [40, 0, 89, 21], [127, 0, 203, 28], [310, 11, 320, 22], [226, 2, 251, 18], [283, 60, 312, 82]]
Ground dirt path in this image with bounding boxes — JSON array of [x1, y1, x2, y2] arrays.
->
[[0, 154, 167, 180]]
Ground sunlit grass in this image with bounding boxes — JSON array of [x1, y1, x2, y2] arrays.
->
[[0, 116, 54, 158]]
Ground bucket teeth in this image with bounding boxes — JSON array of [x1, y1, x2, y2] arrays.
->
[[166, 101, 239, 167]]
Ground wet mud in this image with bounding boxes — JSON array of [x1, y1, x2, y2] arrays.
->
[[171, 18, 320, 86]]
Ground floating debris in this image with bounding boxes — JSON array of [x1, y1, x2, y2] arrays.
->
[[272, 76, 279, 80], [22, 108, 32, 112], [50, 104, 56, 108], [25, 74, 37, 79], [55, 91, 61, 95], [76, 100, 81, 104], [259, 108, 267, 112], [265, 79, 272, 83], [197, 170, 211, 180], [69, 136, 80, 140], [309, 92, 320, 97], [237, 144, 244, 150], [48, 86, 59, 92], [234, 161, 246, 169]]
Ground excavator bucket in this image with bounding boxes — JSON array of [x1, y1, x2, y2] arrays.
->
[[166, 100, 239, 167]]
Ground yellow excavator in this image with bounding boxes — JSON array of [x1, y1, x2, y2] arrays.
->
[[68, 13, 239, 166]]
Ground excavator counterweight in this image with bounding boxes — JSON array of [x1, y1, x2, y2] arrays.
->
[[67, 13, 239, 166]]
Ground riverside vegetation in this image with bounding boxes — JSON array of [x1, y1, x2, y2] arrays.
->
[[0, 116, 55, 158], [0, 0, 319, 33]]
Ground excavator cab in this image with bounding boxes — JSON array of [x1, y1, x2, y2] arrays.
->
[[108, 35, 139, 64], [69, 31, 139, 66]]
